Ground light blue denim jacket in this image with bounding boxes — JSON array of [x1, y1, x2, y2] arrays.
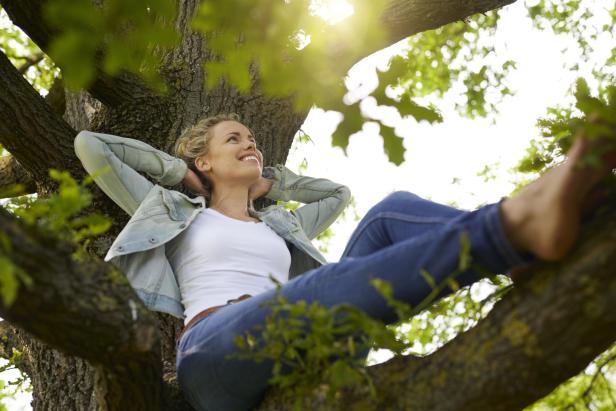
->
[[74, 131, 351, 319]]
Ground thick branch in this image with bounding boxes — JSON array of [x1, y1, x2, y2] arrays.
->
[[0, 156, 36, 197], [381, 0, 515, 50], [0, 207, 163, 410], [0, 0, 154, 107], [0, 49, 76, 181], [44, 76, 66, 117], [330, 0, 517, 71], [259, 205, 616, 410]]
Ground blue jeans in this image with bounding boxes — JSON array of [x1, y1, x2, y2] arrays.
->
[[176, 192, 535, 410]]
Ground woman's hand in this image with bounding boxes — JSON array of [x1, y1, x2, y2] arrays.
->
[[248, 177, 273, 201], [182, 168, 210, 198]]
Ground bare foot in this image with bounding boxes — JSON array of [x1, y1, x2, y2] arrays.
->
[[501, 137, 616, 261]]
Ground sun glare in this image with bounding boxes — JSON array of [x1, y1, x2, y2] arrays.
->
[[310, 0, 355, 25]]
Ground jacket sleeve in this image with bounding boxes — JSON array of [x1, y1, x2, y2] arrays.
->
[[263, 164, 351, 240], [74, 130, 188, 216]]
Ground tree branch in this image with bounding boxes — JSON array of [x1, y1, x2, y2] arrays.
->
[[0, 320, 36, 379], [381, 0, 515, 49], [17, 51, 44, 74], [0, 207, 164, 410], [332, 0, 517, 70], [0, 155, 36, 197], [0, 321, 24, 361], [0, 49, 77, 181], [44, 76, 66, 117], [258, 204, 616, 410], [0, 0, 155, 107]]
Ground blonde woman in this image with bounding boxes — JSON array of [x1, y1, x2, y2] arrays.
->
[[74, 113, 614, 411]]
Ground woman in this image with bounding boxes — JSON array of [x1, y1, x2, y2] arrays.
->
[[74, 113, 614, 410]]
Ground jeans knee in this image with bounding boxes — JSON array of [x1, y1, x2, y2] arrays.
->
[[369, 191, 421, 215], [384, 190, 421, 203]]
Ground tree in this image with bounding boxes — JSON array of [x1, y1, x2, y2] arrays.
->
[[0, 0, 614, 410]]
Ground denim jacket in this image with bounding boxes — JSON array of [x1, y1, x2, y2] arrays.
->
[[74, 131, 351, 319]]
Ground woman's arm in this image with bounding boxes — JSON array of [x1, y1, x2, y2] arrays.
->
[[74, 130, 188, 216], [261, 165, 351, 240]]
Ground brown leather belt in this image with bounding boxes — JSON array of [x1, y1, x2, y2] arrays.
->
[[177, 294, 252, 344]]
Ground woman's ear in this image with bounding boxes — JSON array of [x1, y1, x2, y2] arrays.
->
[[195, 156, 211, 173]]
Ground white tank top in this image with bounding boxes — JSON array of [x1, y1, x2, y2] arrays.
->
[[166, 208, 291, 325]]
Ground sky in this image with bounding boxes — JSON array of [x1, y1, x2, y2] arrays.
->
[[0, 0, 613, 409]]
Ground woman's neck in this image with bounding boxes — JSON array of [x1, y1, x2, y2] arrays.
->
[[208, 186, 253, 221]]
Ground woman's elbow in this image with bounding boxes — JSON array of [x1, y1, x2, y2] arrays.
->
[[338, 185, 351, 208]]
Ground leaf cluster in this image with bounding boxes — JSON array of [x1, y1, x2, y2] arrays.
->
[[333, 10, 515, 165], [526, 343, 616, 411], [43, 0, 179, 91], [0, 347, 31, 405], [515, 78, 616, 179], [0, 168, 111, 307], [0, 8, 59, 93]]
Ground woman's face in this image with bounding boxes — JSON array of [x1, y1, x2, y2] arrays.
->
[[195, 120, 264, 188]]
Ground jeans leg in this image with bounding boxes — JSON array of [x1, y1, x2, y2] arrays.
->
[[176, 200, 536, 411], [342, 191, 466, 258]]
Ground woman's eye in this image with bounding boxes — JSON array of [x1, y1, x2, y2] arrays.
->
[[227, 136, 238, 142]]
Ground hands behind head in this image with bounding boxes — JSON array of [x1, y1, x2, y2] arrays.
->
[[182, 169, 272, 201], [249, 177, 273, 201], [182, 168, 210, 198]]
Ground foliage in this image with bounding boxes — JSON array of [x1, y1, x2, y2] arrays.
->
[[526, 0, 615, 81], [513, 78, 616, 191], [0, 232, 31, 308], [0, 347, 31, 409], [38, 0, 518, 165], [526, 343, 616, 411], [7, 168, 112, 260], [43, 0, 179, 91], [374, 11, 515, 119], [0, 168, 111, 308], [0, 8, 59, 93], [4, 0, 614, 166]]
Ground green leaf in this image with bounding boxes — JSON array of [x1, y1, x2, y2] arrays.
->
[[379, 124, 405, 165], [458, 231, 472, 272], [420, 269, 437, 289], [397, 95, 442, 124], [0, 257, 18, 307]]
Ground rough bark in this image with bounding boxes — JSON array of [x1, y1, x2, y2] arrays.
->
[[0, 206, 164, 409], [0, 155, 36, 197], [0, 49, 77, 182], [45, 77, 66, 117], [378, 0, 516, 51]]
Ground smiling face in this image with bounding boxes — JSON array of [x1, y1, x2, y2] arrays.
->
[[194, 120, 264, 189]]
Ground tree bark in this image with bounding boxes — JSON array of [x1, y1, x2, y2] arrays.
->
[[0, 49, 77, 182], [0, 207, 163, 409], [378, 0, 516, 51], [0, 155, 36, 197]]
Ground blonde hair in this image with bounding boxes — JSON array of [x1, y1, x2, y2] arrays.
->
[[174, 113, 260, 215]]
